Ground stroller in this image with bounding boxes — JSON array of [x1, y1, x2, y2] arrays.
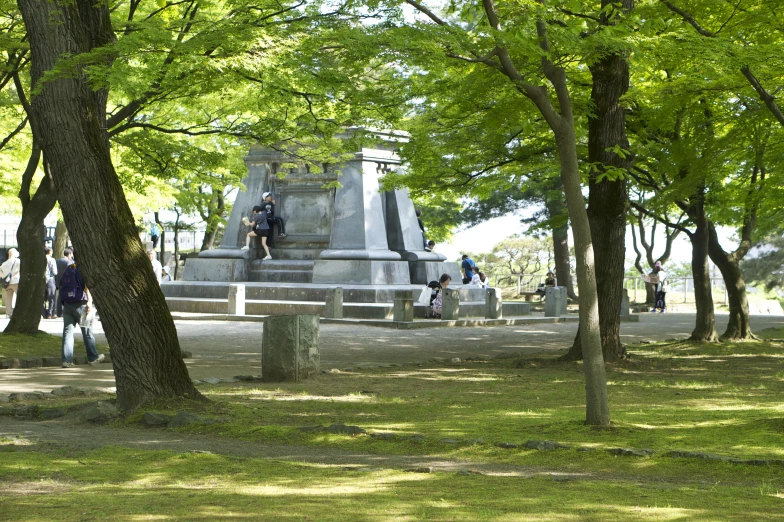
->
[[424, 280, 443, 319]]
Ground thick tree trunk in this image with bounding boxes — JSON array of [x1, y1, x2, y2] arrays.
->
[[645, 283, 655, 305], [561, 1, 632, 362], [52, 218, 69, 258], [18, 0, 202, 411], [200, 226, 218, 252], [707, 223, 755, 340], [689, 210, 718, 342], [4, 146, 57, 334]]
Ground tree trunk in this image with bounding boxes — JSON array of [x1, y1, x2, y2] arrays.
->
[[707, 222, 755, 340], [688, 209, 718, 342], [4, 146, 57, 334], [645, 283, 655, 305], [545, 193, 577, 300], [561, 1, 632, 362], [18, 0, 202, 411], [173, 209, 181, 280], [154, 211, 166, 262], [200, 226, 218, 252], [52, 218, 69, 259], [554, 125, 610, 426]]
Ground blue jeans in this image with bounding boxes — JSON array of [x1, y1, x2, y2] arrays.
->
[[62, 302, 99, 363]]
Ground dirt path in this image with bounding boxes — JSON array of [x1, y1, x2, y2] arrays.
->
[[0, 415, 587, 479]]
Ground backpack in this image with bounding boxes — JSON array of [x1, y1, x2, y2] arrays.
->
[[59, 264, 86, 303]]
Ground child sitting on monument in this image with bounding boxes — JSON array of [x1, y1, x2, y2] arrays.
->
[[240, 206, 272, 260], [262, 192, 287, 238]]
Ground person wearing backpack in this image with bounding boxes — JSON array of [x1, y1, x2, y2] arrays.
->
[[59, 260, 104, 368], [0, 248, 21, 318], [55, 248, 74, 318]]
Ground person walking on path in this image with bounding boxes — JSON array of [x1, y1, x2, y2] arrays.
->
[[461, 254, 476, 285], [150, 223, 161, 249], [55, 248, 74, 318], [262, 192, 287, 241], [0, 248, 21, 318], [59, 260, 104, 367], [148, 250, 163, 284], [241, 206, 272, 259], [42, 247, 58, 319]]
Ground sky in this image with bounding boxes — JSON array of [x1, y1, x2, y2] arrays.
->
[[436, 213, 737, 272]]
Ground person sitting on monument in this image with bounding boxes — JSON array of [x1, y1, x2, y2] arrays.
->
[[431, 273, 451, 318], [241, 206, 272, 259], [262, 192, 287, 238], [425, 240, 435, 252]]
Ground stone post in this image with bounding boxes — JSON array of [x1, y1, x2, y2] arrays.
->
[[324, 287, 343, 319], [545, 286, 563, 318], [393, 289, 414, 322], [485, 287, 503, 319], [620, 288, 630, 317], [228, 284, 245, 316], [441, 288, 460, 320], [262, 314, 320, 382]]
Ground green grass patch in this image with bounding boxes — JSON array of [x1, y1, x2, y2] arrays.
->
[[1, 446, 782, 521], [0, 332, 109, 359], [3, 337, 783, 519]]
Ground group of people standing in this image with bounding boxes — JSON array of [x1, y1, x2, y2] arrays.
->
[[460, 254, 489, 288], [241, 192, 287, 257], [0, 246, 104, 368]]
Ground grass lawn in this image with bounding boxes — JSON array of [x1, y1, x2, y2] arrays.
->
[[1, 335, 783, 520], [0, 332, 109, 359]]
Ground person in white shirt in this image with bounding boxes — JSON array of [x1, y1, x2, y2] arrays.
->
[[469, 266, 482, 286], [649, 261, 668, 313], [0, 248, 21, 318], [161, 265, 172, 283], [147, 250, 162, 284], [43, 247, 58, 318]]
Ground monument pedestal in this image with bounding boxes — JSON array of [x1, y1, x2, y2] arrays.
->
[[312, 260, 411, 285]]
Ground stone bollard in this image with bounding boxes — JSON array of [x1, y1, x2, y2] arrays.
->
[[262, 314, 320, 382], [324, 287, 343, 319], [620, 288, 630, 317], [393, 289, 414, 322], [485, 287, 503, 319], [441, 288, 460, 320], [545, 286, 563, 318], [228, 284, 246, 316]]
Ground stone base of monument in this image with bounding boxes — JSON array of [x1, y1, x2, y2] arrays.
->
[[312, 260, 412, 285], [261, 314, 320, 382], [162, 281, 511, 320], [183, 256, 249, 282], [408, 261, 463, 285]]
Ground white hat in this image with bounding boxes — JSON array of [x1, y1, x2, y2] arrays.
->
[[162, 266, 170, 273], [262, 192, 271, 199]]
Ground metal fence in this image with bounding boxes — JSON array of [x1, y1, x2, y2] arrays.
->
[[489, 272, 731, 305], [1, 227, 208, 252], [141, 229, 208, 252]]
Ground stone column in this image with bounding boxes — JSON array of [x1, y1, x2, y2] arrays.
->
[[228, 284, 245, 316], [324, 288, 343, 319], [620, 288, 630, 317], [485, 287, 502, 319], [393, 289, 414, 322], [545, 287, 563, 318], [442, 288, 460, 320], [262, 315, 320, 382]]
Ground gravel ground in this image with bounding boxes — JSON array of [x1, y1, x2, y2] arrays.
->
[[1, 312, 783, 394]]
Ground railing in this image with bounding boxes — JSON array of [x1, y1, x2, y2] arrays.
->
[[141, 229, 208, 252], [489, 272, 732, 305]]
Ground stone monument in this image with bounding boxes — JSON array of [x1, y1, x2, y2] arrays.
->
[[171, 130, 487, 319]]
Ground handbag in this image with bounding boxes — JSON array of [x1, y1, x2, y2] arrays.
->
[[1, 260, 17, 289]]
